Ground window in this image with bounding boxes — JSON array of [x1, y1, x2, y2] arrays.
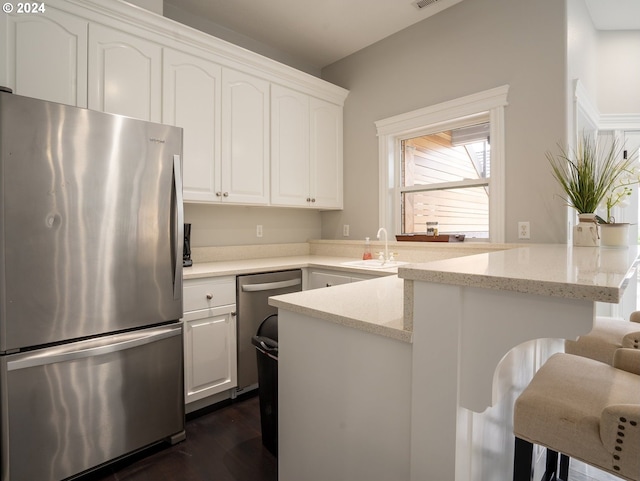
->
[[375, 85, 509, 242], [401, 122, 490, 237]]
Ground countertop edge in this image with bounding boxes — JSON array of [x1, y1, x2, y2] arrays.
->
[[269, 296, 411, 343], [398, 244, 639, 304], [182, 256, 401, 280], [398, 268, 624, 303]]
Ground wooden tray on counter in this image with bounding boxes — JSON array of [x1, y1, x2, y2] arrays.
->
[[395, 234, 465, 242]]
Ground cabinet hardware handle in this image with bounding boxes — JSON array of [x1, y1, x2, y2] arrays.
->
[[231, 311, 237, 316], [306, 197, 311, 202], [223, 192, 229, 197], [311, 198, 316, 203], [206, 294, 213, 300], [326, 283, 332, 287], [216, 192, 222, 197]]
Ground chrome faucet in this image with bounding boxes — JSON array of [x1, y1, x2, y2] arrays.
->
[[376, 227, 389, 264]]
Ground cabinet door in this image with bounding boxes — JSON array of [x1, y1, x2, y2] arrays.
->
[[271, 84, 310, 207], [183, 305, 237, 403], [221, 68, 269, 204], [310, 97, 343, 209], [88, 24, 161, 121], [308, 271, 352, 290], [4, 7, 87, 106], [163, 49, 222, 203]]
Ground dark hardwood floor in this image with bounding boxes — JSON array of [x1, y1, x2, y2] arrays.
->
[[77, 393, 277, 481]]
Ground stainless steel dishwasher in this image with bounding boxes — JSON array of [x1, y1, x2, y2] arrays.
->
[[236, 269, 302, 391]]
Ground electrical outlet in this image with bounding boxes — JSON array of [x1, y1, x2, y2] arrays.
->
[[343, 224, 350, 237], [256, 225, 263, 238], [518, 221, 530, 240]]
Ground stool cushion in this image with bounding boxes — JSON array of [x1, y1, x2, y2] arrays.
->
[[514, 353, 640, 481], [565, 317, 640, 365]]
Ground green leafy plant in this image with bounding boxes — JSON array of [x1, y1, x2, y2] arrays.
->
[[601, 165, 640, 223], [547, 134, 634, 215]]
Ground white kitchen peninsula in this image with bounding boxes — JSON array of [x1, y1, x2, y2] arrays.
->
[[270, 244, 638, 481]]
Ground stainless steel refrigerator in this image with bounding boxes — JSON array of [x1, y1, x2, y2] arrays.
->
[[0, 89, 185, 481]]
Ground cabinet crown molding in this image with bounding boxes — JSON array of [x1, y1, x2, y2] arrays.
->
[[54, 0, 349, 105]]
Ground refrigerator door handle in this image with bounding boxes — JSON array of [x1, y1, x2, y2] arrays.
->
[[173, 154, 184, 301], [7, 326, 181, 371]]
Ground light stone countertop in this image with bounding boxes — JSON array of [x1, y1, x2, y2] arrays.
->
[[399, 244, 639, 303], [183, 243, 638, 344], [268, 275, 409, 343], [182, 255, 403, 279]]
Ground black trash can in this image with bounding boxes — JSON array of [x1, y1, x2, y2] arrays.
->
[[251, 314, 278, 457]]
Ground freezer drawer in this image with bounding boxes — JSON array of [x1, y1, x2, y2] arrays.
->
[[0, 324, 185, 481]]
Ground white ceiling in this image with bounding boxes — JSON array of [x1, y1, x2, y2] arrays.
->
[[585, 0, 640, 30], [164, 0, 640, 70]]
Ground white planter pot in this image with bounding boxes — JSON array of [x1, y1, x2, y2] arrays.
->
[[573, 213, 600, 247], [600, 223, 629, 247]]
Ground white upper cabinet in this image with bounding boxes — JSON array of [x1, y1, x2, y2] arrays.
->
[[271, 84, 310, 207], [1, 0, 347, 209], [310, 97, 343, 209], [3, 7, 87, 106], [163, 49, 222, 203], [88, 24, 161, 122], [271, 85, 343, 209], [221, 68, 270, 205]]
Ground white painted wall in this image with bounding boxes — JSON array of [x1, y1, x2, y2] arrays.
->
[[320, 0, 568, 244], [597, 30, 640, 114], [567, 0, 599, 114]]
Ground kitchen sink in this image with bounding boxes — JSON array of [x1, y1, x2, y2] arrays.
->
[[340, 259, 410, 270]]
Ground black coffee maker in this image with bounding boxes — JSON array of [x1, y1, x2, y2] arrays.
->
[[183, 223, 193, 267]]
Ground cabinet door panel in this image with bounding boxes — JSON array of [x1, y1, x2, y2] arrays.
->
[[271, 85, 310, 207], [6, 7, 87, 106], [184, 308, 237, 403], [308, 271, 351, 290], [88, 24, 161, 121], [310, 98, 343, 209], [222, 69, 269, 204], [163, 49, 221, 202]]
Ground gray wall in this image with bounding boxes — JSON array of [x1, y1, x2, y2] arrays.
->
[[163, 2, 321, 77], [320, 0, 568, 243]]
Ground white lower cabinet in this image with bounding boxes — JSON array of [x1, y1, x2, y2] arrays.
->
[[307, 269, 376, 290], [183, 277, 237, 404]]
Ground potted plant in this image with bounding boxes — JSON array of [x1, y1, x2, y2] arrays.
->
[[547, 133, 633, 246], [599, 164, 640, 246]]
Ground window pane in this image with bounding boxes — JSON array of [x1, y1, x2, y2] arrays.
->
[[402, 125, 490, 187], [402, 186, 489, 238]]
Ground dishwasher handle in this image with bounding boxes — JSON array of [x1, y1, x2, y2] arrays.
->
[[241, 277, 302, 293]]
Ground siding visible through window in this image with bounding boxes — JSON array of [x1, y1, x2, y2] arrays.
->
[[401, 122, 490, 237]]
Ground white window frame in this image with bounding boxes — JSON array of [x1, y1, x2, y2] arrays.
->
[[375, 85, 509, 242]]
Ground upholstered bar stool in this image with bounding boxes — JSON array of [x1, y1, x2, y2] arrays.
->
[[513, 349, 640, 481], [565, 312, 640, 365]]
